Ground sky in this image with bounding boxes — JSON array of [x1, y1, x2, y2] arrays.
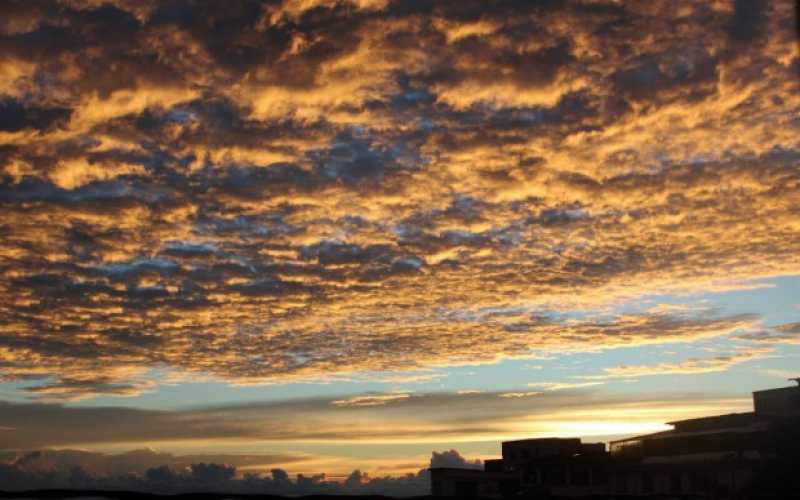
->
[[0, 0, 799, 491]]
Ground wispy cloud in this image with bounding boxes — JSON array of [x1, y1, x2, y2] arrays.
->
[[734, 322, 800, 345], [759, 368, 800, 379], [585, 347, 774, 380], [332, 392, 412, 407], [527, 382, 604, 391], [498, 391, 542, 399]]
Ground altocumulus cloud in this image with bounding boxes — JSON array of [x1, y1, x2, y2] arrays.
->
[[0, 0, 798, 398]]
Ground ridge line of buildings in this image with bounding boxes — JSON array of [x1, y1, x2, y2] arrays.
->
[[430, 379, 800, 498]]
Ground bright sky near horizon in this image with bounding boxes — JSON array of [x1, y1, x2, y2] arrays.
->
[[0, 0, 799, 482]]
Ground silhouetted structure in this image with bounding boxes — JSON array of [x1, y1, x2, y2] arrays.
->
[[429, 468, 519, 498], [431, 437, 609, 498], [430, 380, 800, 498]]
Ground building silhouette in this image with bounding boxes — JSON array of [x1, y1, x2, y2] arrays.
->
[[430, 380, 800, 498]]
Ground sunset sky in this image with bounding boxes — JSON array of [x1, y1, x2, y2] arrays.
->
[[0, 0, 799, 484]]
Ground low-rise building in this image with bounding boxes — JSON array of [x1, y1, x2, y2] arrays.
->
[[429, 467, 519, 498], [607, 380, 800, 497], [430, 380, 799, 498], [431, 437, 608, 498]]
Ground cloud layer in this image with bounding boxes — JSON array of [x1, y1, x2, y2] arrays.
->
[[0, 446, 464, 496], [0, 0, 798, 398], [0, 388, 751, 450]]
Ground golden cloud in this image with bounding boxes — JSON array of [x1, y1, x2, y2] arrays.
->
[[0, 0, 797, 399]]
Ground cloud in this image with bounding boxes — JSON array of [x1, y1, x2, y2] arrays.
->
[[0, 446, 483, 496], [733, 322, 800, 345], [0, 388, 754, 451], [0, 448, 304, 479], [776, 323, 800, 334], [0, 270, 763, 398], [592, 347, 775, 379], [0, 97, 72, 133], [0, 0, 797, 400], [498, 391, 542, 399], [23, 377, 156, 401], [331, 392, 412, 407], [527, 381, 604, 391], [759, 368, 800, 379], [429, 449, 482, 469]]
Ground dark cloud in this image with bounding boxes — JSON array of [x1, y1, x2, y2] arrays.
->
[[610, 49, 719, 103], [0, 97, 72, 132], [162, 241, 218, 258], [229, 277, 315, 297], [728, 0, 768, 43], [429, 449, 482, 469], [0, 445, 440, 496], [0, 177, 172, 206], [312, 132, 407, 184], [300, 240, 393, 265]]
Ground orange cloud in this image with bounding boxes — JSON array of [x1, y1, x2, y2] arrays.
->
[[0, 0, 796, 399]]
